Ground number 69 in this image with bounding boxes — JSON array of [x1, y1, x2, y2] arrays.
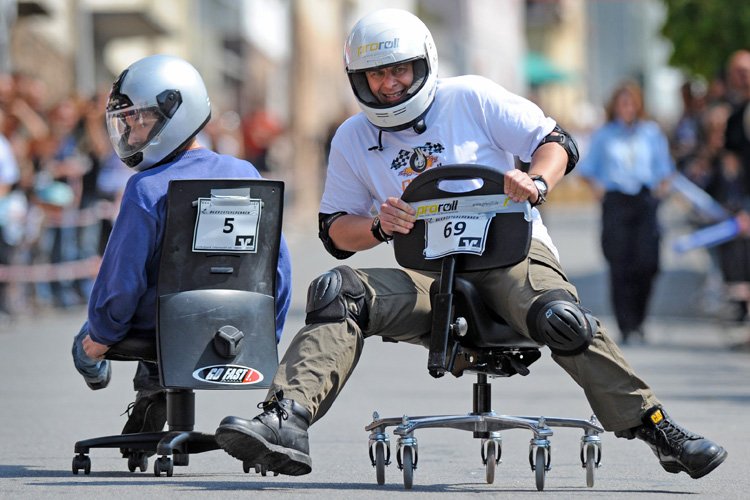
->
[[443, 221, 466, 238]]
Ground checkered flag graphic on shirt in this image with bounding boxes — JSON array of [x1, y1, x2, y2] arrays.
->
[[390, 142, 445, 170]]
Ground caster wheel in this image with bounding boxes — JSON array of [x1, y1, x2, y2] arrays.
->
[[401, 446, 414, 490], [72, 454, 91, 475], [251, 463, 278, 477], [256, 463, 269, 476], [374, 441, 386, 485], [584, 445, 596, 487], [154, 456, 173, 477], [173, 453, 189, 467], [534, 447, 547, 491], [485, 441, 497, 484], [128, 453, 148, 473]]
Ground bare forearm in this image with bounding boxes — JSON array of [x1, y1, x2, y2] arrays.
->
[[505, 143, 568, 205], [328, 197, 417, 251], [528, 142, 567, 191], [328, 214, 380, 251]]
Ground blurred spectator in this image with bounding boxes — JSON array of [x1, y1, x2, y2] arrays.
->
[[0, 72, 48, 196], [202, 110, 245, 158], [0, 73, 131, 316], [577, 81, 675, 344], [241, 106, 283, 172], [31, 97, 91, 308], [678, 101, 736, 316], [721, 49, 750, 324], [672, 79, 707, 170]]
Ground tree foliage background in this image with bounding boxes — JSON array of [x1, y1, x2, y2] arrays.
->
[[661, 0, 750, 79]]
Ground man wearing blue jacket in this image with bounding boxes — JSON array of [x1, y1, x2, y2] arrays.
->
[[71, 54, 292, 438]]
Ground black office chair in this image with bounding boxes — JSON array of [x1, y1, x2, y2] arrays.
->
[[364, 165, 603, 491], [72, 178, 284, 477]]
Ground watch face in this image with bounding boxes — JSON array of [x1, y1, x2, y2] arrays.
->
[[534, 179, 548, 195]]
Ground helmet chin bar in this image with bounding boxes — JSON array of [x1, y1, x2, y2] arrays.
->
[[376, 96, 434, 134], [123, 151, 143, 168]]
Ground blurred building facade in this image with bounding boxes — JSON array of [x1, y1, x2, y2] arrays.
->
[[1, 0, 680, 217]]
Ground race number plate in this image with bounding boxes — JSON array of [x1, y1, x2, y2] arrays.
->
[[193, 196, 262, 253], [423, 213, 492, 258], [410, 194, 530, 260]]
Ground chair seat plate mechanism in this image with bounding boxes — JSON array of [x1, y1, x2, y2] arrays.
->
[[72, 179, 284, 477], [364, 165, 604, 491]]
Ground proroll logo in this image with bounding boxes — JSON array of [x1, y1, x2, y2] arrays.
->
[[192, 364, 264, 385]]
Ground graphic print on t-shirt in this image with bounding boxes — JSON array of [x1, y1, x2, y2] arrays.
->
[[390, 142, 445, 191]]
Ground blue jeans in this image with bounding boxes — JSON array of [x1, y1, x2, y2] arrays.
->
[[72, 322, 161, 391], [72, 322, 110, 384]]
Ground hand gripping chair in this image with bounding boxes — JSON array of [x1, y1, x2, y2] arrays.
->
[[72, 178, 283, 477], [364, 165, 604, 491]]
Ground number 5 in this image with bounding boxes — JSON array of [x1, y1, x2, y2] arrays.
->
[[223, 217, 235, 233]]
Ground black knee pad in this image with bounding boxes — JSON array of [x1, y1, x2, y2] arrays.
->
[[526, 290, 595, 356], [305, 266, 369, 328]]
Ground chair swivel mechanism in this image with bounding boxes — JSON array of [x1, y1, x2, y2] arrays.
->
[[364, 165, 604, 491], [72, 178, 284, 477]]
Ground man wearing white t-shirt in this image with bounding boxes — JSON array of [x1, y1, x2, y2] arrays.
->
[[216, 9, 726, 480]]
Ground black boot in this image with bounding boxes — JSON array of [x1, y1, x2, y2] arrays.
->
[[120, 390, 167, 456], [622, 407, 727, 479], [215, 391, 312, 476]]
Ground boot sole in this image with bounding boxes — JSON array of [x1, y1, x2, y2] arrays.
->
[[662, 447, 728, 479], [215, 424, 312, 476]]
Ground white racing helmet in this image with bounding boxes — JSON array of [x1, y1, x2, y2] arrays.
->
[[344, 9, 438, 132], [106, 54, 211, 171]]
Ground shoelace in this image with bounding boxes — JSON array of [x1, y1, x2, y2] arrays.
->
[[120, 401, 136, 418], [256, 390, 289, 421], [651, 419, 701, 455]]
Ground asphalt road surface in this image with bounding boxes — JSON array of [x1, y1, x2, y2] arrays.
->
[[1, 202, 748, 499]]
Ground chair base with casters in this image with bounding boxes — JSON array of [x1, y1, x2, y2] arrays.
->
[[72, 337, 224, 477], [364, 164, 605, 491], [365, 374, 604, 491]]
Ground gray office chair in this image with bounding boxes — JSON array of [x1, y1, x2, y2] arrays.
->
[[72, 178, 283, 477], [364, 165, 603, 490]]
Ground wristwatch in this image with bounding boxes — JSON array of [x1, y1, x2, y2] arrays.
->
[[530, 175, 548, 207]]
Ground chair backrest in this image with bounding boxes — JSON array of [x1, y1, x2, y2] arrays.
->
[[156, 178, 283, 390], [394, 165, 539, 378], [395, 164, 532, 272]]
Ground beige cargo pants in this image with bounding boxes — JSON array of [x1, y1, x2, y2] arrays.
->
[[269, 239, 660, 432]]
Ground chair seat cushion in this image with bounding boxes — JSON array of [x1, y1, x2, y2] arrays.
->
[[106, 336, 157, 362], [449, 277, 540, 349]]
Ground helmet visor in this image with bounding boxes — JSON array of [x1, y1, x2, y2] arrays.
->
[[106, 105, 170, 159], [349, 58, 428, 108]]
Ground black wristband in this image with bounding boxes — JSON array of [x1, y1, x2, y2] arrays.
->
[[370, 216, 393, 243]]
